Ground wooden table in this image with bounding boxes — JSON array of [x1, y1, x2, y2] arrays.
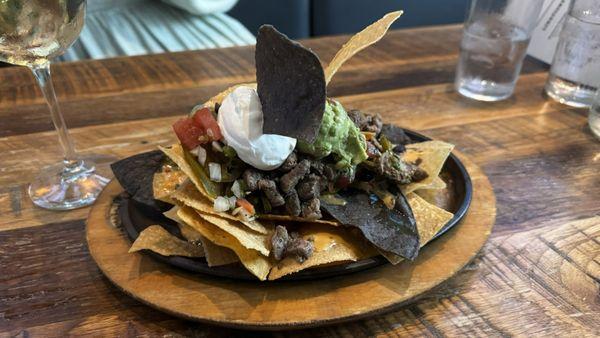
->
[[1, 25, 599, 337]]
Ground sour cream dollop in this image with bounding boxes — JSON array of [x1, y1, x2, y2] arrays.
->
[[217, 86, 296, 170]]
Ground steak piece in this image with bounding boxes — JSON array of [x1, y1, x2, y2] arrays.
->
[[243, 169, 262, 191], [280, 159, 311, 193], [258, 179, 285, 207], [284, 189, 302, 216], [271, 225, 289, 261], [270, 225, 314, 262], [297, 174, 321, 201], [301, 197, 322, 220], [279, 152, 298, 172]]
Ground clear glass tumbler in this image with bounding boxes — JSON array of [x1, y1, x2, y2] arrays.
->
[[545, 0, 600, 108], [455, 0, 543, 101], [589, 89, 600, 139]]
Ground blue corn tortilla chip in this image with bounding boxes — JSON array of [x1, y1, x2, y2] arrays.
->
[[256, 25, 326, 143], [320, 189, 420, 260], [111, 150, 171, 211], [380, 124, 413, 145]]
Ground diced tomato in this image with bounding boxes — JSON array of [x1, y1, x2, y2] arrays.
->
[[172, 107, 223, 150], [192, 107, 223, 141], [172, 117, 205, 150], [236, 198, 256, 215]]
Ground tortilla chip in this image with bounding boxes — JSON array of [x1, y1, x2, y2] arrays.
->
[[111, 150, 170, 211], [401, 141, 454, 194], [378, 192, 454, 265], [198, 236, 240, 267], [129, 225, 205, 258], [408, 192, 454, 244], [256, 25, 326, 142], [153, 170, 187, 204], [268, 224, 377, 280], [197, 211, 271, 256], [159, 144, 221, 200], [258, 213, 340, 226], [163, 206, 182, 224], [418, 176, 446, 191], [177, 206, 271, 280], [203, 83, 257, 111], [172, 181, 269, 234], [324, 11, 403, 84]]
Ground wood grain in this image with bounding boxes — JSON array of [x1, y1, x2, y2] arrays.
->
[[0, 24, 599, 336]]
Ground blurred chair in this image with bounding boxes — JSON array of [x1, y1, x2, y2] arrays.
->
[[229, 0, 470, 39], [60, 0, 255, 61]]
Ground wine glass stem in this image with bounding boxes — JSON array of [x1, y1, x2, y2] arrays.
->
[[30, 63, 79, 170]]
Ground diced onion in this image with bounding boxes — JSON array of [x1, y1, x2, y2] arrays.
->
[[208, 162, 221, 182], [228, 196, 237, 208], [231, 180, 244, 198], [191, 146, 207, 166], [212, 141, 223, 152], [213, 196, 231, 212]]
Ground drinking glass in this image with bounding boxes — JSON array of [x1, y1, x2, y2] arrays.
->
[[545, 0, 600, 108], [0, 0, 109, 210], [455, 0, 543, 101], [589, 89, 600, 139]]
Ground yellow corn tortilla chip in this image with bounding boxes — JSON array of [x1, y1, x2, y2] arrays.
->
[[198, 236, 240, 267], [153, 170, 187, 204], [417, 176, 446, 191], [172, 181, 270, 234], [196, 211, 271, 256], [165, 207, 239, 266], [258, 213, 340, 226], [177, 206, 271, 280], [129, 225, 205, 258], [159, 144, 221, 200], [163, 206, 182, 224], [378, 192, 454, 265], [324, 11, 402, 84], [268, 224, 377, 280], [401, 141, 454, 194]]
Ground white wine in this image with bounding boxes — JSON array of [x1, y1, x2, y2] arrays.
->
[[0, 0, 85, 66]]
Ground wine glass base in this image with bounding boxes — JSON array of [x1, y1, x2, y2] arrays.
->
[[28, 159, 111, 210]]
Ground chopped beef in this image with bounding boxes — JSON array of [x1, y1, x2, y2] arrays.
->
[[284, 189, 302, 216], [270, 225, 314, 262], [347, 109, 383, 134], [297, 174, 321, 201], [258, 179, 285, 207], [378, 151, 428, 184], [286, 233, 315, 263], [309, 160, 325, 175], [279, 159, 311, 193], [279, 152, 298, 172], [301, 198, 322, 220], [243, 169, 262, 191], [271, 225, 289, 261]]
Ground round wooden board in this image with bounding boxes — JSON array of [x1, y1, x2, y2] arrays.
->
[[86, 152, 496, 330]]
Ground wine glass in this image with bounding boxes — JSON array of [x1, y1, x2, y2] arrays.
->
[[0, 0, 109, 210]]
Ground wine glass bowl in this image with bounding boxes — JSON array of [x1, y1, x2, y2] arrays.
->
[[1, 0, 109, 210]]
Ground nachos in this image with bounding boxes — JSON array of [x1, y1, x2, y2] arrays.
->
[[112, 11, 457, 280]]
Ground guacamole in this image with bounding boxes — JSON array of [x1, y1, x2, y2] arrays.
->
[[297, 100, 368, 168]]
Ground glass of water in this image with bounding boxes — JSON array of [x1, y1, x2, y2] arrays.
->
[[455, 0, 543, 101], [545, 0, 600, 108], [590, 89, 600, 139]]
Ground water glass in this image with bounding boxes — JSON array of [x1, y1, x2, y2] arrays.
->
[[545, 0, 600, 108], [589, 89, 600, 139], [455, 0, 543, 101]]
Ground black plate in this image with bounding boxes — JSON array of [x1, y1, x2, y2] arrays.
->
[[119, 129, 472, 281]]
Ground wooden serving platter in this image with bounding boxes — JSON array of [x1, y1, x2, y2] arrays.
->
[[85, 152, 495, 330]]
